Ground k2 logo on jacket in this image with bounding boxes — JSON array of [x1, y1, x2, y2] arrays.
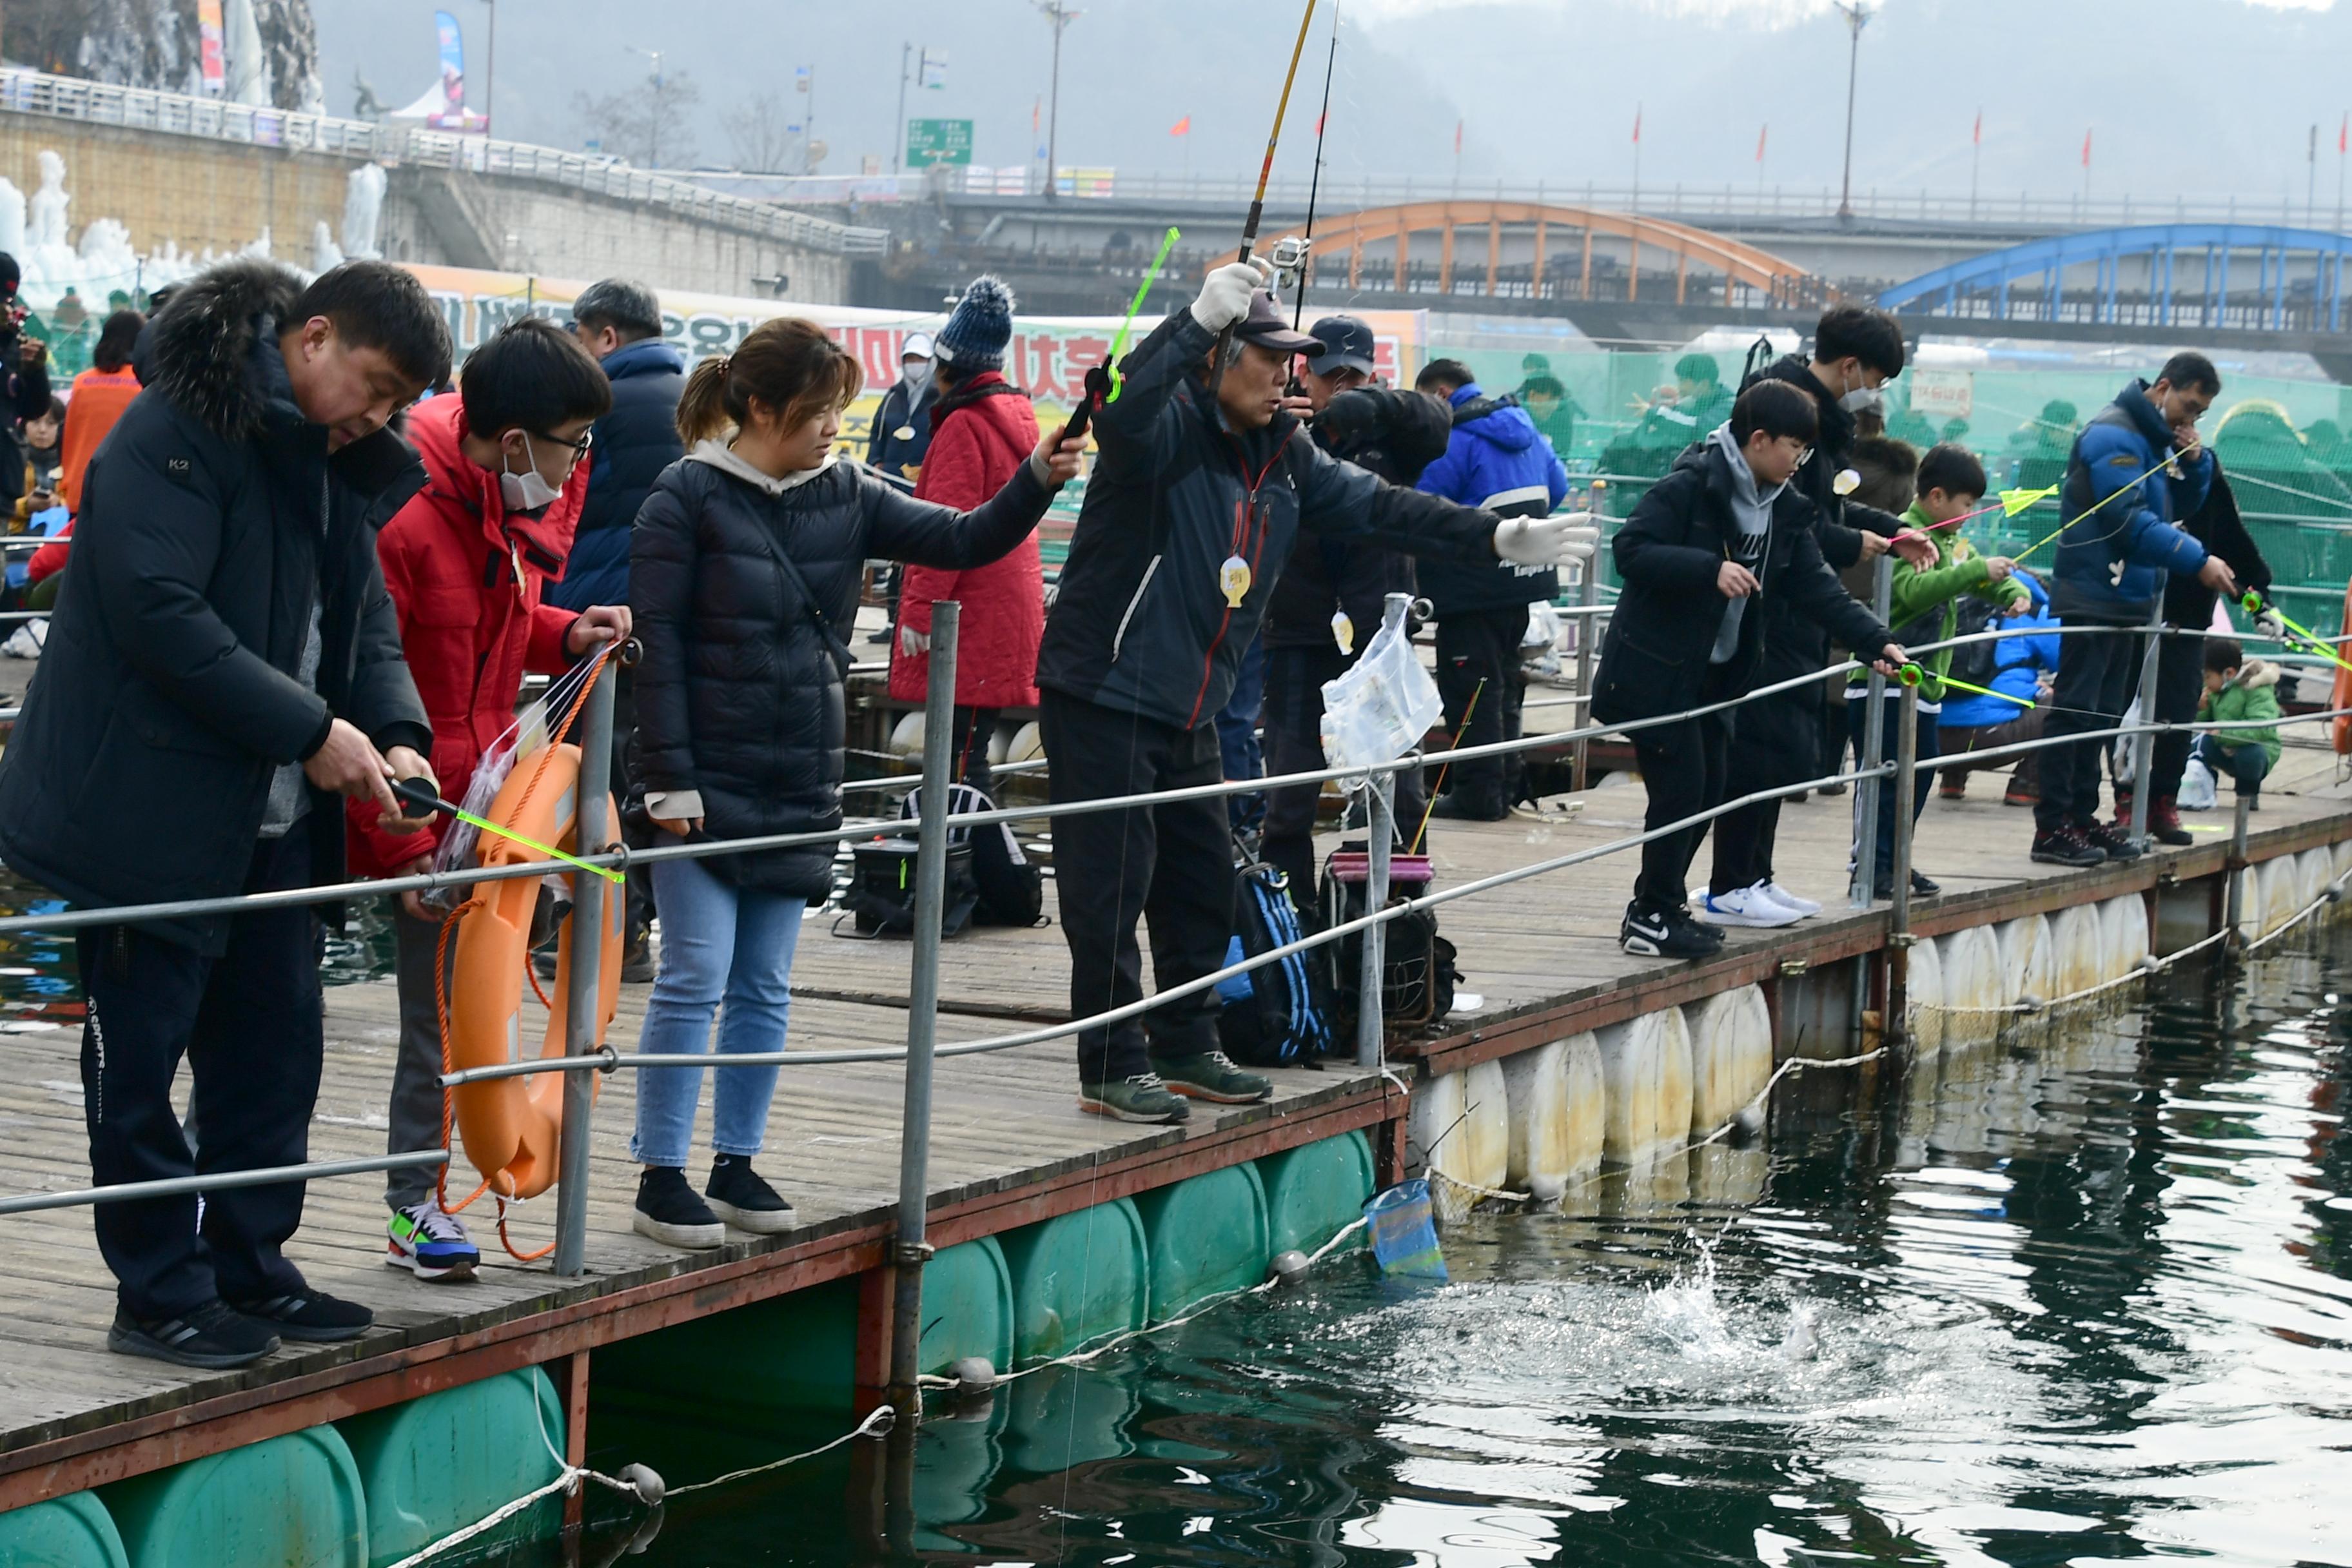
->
[[166, 458, 190, 473]]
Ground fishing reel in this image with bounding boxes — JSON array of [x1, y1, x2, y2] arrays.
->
[[1269, 233, 1313, 294]]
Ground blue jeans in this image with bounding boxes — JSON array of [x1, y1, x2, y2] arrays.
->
[[630, 856, 807, 1169], [2194, 734, 2273, 794]]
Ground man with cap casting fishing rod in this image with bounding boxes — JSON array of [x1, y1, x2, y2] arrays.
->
[[1035, 259, 1595, 1124]]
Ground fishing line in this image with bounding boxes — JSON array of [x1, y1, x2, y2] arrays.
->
[[1291, 4, 1341, 334], [1206, 0, 1321, 398]]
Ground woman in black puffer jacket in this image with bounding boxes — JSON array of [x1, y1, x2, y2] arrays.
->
[[627, 316, 1082, 1250]]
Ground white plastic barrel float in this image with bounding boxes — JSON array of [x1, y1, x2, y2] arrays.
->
[[1595, 1006, 1694, 1167], [1499, 1033, 1605, 1202], [2333, 838, 2352, 920], [1684, 986, 1774, 1138], [1406, 1060, 1509, 1215], [2097, 895, 2151, 993], [2295, 847, 2333, 919], [1904, 932, 1945, 1059], [2257, 855, 2300, 936], [2048, 903, 2104, 1007], [888, 711, 926, 758], [1936, 924, 2004, 1049], [1004, 721, 1044, 765], [1995, 914, 2057, 1034]]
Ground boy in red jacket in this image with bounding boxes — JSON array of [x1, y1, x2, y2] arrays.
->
[[355, 318, 631, 1279]]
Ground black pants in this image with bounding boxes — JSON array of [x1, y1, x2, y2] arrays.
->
[[1711, 798, 1777, 897], [1433, 605, 1529, 814], [1629, 681, 1734, 911], [77, 832, 324, 1319], [2037, 618, 2145, 830], [609, 668, 654, 948], [1041, 690, 1232, 1083], [1260, 643, 1429, 905], [948, 705, 1001, 795], [2145, 632, 2206, 803], [1846, 695, 1940, 884]]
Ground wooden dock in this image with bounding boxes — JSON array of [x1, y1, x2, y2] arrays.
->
[[1, 730, 2347, 1507]]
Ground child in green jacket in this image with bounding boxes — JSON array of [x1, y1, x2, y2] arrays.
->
[[2194, 637, 2281, 803], [1847, 444, 2028, 896]]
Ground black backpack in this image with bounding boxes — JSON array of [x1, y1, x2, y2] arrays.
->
[[903, 782, 1046, 928], [1946, 594, 2002, 691], [1317, 843, 1460, 1040], [1215, 850, 1336, 1067]]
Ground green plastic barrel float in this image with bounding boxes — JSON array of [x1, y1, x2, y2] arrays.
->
[[593, 1276, 859, 1418], [337, 1367, 562, 1568], [997, 1197, 1148, 1366], [1133, 1164, 1270, 1322], [913, 1235, 1014, 1378], [0, 1491, 128, 1568], [101, 1425, 366, 1568], [1257, 1131, 1375, 1257]]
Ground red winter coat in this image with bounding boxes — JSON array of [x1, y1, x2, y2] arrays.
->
[[889, 373, 1044, 709], [346, 393, 587, 877]]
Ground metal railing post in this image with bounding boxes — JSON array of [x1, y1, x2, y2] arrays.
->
[[1886, 680, 1919, 1046], [1849, 554, 1893, 908], [1356, 769, 1394, 1069], [553, 653, 617, 1279], [1573, 480, 1604, 793], [2128, 604, 2164, 848], [2224, 789, 2252, 952], [887, 601, 960, 1415]]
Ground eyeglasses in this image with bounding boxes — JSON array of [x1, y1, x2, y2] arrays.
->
[[537, 428, 594, 462]]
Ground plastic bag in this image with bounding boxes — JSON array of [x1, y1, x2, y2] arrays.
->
[[2180, 754, 2218, 811], [418, 692, 554, 916], [1320, 593, 1443, 772], [1363, 1179, 1447, 1279]]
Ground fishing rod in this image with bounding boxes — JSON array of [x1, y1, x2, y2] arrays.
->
[[1896, 663, 2034, 707], [2242, 589, 2352, 675], [1290, 5, 1341, 336], [1206, 0, 1322, 399], [389, 778, 625, 884], [1054, 224, 1182, 448]]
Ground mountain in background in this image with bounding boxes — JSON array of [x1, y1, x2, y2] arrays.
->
[[314, 0, 2352, 212]]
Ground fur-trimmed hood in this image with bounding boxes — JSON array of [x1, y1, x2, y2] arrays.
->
[[137, 258, 306, 443], [2236, 655, 2280, 691]]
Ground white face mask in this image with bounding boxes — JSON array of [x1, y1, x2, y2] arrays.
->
[[900, 359, 933, 393], [498, 434, 565, 514], [1840, 384, 1885, 416]]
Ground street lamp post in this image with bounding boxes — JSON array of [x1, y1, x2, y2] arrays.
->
[[623, 44, 665, 167], [1833, 1, 1870, 223], [1035, 1, 1080, 201], [477, 0, 496, 136]]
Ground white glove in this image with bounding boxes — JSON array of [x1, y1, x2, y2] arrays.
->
[[1494, 511, 1600, 568], [899, 623, 930, 658], [1190, 256, 1273, 333], [2255, 609, 2288, 642]]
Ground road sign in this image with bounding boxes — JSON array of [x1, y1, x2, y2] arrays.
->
[[906, 118, 974, 168]]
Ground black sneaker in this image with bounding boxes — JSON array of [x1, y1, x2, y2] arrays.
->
[[109, 1300, 280, 1368], [2031, 826, 2106, 867], [2082, 819, 2142, 861], [226, 1288, 373, 1344], [1875, 869, 1942, 899], [705, 1155, 795, 1235], [634, 1166, 725, 1250], [1620, 900, 1723, 959], [1429, 793, 1507, 823]]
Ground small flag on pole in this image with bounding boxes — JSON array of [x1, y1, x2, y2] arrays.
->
[[2081, 127, 2093, 168], [1453, 119, 1463, 156], [1169, 114, 1190, 137], [2338, 112, 2346, 155], [1973, 108, 1982, 146], [1755, 123, 1767, 162], [1631, 104, 1642, 144]]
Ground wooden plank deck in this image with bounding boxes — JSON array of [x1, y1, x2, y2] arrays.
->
[[0, 727, 2346, 1503]]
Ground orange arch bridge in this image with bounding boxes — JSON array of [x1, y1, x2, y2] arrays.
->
[[1209, 201, 1822, 310]]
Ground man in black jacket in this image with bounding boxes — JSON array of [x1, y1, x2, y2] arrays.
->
[[1592, 380, 1905, 960], [1037, 265, 1594, 1124], [0, 259, 448, 1369], [2125, 458, 2273, 843], [1257, 315, 1451, 904]]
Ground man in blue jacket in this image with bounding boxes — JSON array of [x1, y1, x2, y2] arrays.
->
[[564, 278, 685, 978], [2032, 353, 2237, 867], [1413, 360, 1571, 820]]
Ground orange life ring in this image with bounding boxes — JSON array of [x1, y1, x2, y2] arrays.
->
[[2334, 580, 2352, 755], [446, 741, 623, 1201]]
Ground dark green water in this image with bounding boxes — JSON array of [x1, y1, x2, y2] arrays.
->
[[552, 932, 2352, 1568]]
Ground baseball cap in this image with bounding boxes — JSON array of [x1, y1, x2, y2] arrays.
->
[[901, 331, 936, 360], [1308, 315, 1377, 376], [1231, 290, 1322, 356]]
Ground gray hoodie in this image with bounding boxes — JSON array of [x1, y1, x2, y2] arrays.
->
[[1707, 422, 1782, 665]]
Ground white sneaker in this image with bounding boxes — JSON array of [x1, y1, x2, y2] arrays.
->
[[1694, 887, 1802, 928], [1758, 881, 1821, 918]]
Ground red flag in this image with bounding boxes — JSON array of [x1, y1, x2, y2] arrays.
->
[[1973, 109, 1982, 146], [1755, 124, 1767, 162], [1313, 112, 1326, 136], [2082, 128, 2092, 168], [1031, 98, 1040, 136], [1632, 105, 1642, 144], [1169, 114, 1190, 137], [1453, 119, 1463, 156], [2338, 112, 2346, 155]]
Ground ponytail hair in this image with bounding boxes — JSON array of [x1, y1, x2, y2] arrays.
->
[[675, 316, 863, 445]]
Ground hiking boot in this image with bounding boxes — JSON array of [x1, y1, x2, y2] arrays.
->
[[2083, 819, 2142, 861], [705, 1154, 796, 1234], [1939, 777, 1967, 801], [633, 1166, 725, 1250], [386, 1200, 480, 1282], [1428, 792, 1508, 823], [1759, 881, 1822, 918], [2112, 786, 2134, 827], [1157, 1051, 1273, 1105], [228, 1288, 374, 1343], [1694, 885, 1801, 928], [2031, 825, 2106, 867], [109, 1300, 280, 1368], [1872, 869, 1942, 900], [2003, 776, 2039, 807], [2147, 796, 2192, 847], [1078, 1072, 1192, 1124], [1620, 900, 1723, 959]]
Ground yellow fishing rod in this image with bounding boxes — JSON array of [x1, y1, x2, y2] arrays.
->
[[1896, 662, 2034, 707], [390, 778, 625, 884], [2242, 590, 2352, 675]]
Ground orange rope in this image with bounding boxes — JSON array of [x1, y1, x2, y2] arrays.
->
[[432, 900, 491, 1217]]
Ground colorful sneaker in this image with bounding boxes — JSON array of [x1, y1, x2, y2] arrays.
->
[[1758, 881, 1822, 918], [228, 1288, 374, 1343], [1694, 886, 1801, 928], [1157, 1051, 1273, 1104], [705, 1154, 796, 1234], [386, 1200, 480, 1282], [108, 1300, 279, 1368], [633, 1166, 725, 1250], [2082, 819, 2143, 861], [2003, 776, 2039, 807], [2031, 826, 2106, 867], [1077, 1072, 1193, 1124]]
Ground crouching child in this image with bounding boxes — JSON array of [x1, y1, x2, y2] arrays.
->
[[2194, 637, 2280, 805]]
